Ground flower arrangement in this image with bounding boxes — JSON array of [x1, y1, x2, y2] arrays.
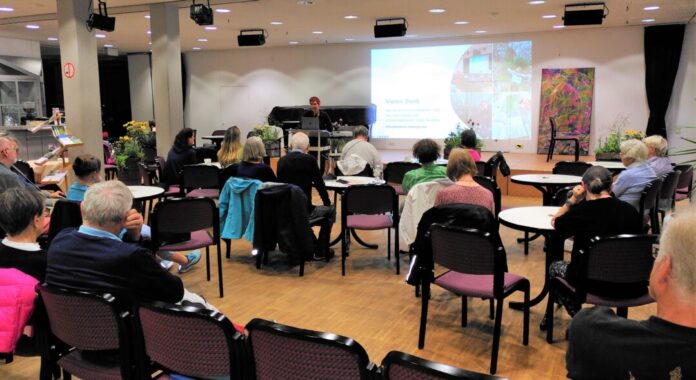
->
[[595, 114, 644, 155], [252, 123, 280, 144], [113, 120, 150, 170], [444, 119, 484, 155]]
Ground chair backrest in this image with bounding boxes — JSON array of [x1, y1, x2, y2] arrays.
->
[[195, 146, 217, 163], [182, 164, 221, 191], [551, 185, 575, 207], [549, 117, 558, 138], [47, 199, 82, 244], [246, 318, 374, 380], [142, 146, 158, 164], [36, 284, 128, 353], [219, 163, 239, 190], [342, 184, 398, 217], [473, 175, 501, 216], [136, 301, 247, 379], [638, 177, 663, 217], [151, 197, 219, 247], [574, 234, 658, 301], [384, 162, 420, 185], [673, 164, 693, 192], [13, 160, 35, 183], [381, 351, 506, 380], [552, 161, 591, 176], [658, 170, 681, 204], [485, 151, 509, 180], [475, 161, 488, 177]]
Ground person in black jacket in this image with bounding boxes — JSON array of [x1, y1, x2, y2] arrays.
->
[[236, 136, 277, 183], [162, 128, 197, 186], [303, 96, 333, 131], [277, 132, 334, 259]]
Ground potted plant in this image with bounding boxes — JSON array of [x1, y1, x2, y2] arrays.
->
[[113, 120, 149, 184], [443, 120, 484, 158], [594, 114, 644, 161], [252, 124, 282, 158]]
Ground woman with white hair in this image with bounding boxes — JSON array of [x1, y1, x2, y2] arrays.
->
[[643, 135, 672, 177], [612, 139, 657, 210], [236, 136, 277, 182]]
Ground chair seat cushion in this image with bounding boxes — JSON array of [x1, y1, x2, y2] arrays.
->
[[159, 230, 213, 251], [347, 214, 393, 230], [675, 188, 689, 201], [555, 277, 654, 307], [186, 189, 219, 199], [164, 185, 180, 197], [435, 272, 526, 298], [58, 350, 123, 380]]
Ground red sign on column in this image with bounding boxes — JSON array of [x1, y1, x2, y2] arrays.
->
[[63, 62, 76, 79]]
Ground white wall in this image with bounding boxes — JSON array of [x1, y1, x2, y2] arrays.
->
[[183, 25, 687, 154], [127, 53, 155, 122], [0, 36, 40, 59]]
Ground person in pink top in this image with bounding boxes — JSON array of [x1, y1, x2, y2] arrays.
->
[[460, 128, 481, 162], [434, 148, 494, 212]]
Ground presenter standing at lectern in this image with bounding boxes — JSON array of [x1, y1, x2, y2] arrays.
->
[[304, 96, 333, 131]]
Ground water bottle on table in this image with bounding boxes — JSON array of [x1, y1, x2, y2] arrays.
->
[[373, 163, 384, 184]]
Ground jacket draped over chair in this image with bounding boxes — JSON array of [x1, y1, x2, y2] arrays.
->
[[219, 177, 262, 241]]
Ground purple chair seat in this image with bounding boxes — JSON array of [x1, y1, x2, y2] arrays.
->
[[435, 272, 526, 298], [59, 351, 122, 380], [186, 188, 220, 198], [347, 214, 393, 230], [164, 185, 180, 197], [675, 187, 689, 201], [555, 277, 654, 307], [159, 230, 212, 251]]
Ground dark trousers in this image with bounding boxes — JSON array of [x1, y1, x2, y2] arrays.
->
[[310, 205, 335, 257]]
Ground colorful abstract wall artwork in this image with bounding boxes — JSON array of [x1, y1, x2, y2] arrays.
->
[[536, 68, 595, 155]]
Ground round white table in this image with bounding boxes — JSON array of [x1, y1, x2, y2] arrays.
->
[[511, 174, 582, 205], [499, 206, 560, 308], [128, 185, 165, 200], [588, 160, 625, 174]]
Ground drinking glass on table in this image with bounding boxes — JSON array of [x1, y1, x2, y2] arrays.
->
[[373, 163, 383, 184]]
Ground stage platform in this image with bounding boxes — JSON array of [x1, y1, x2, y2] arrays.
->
[[380, 150, 591, 198]]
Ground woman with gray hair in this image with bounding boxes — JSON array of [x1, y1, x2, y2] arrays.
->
[[643, 135, 672, 176], [613, 139, 658, 210], [236, 136, 277, 182]]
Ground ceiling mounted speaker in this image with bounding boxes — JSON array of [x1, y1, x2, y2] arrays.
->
[[238, 29, 266, 46], [563, 2, 607, 26], [374, 18, 407, 38]]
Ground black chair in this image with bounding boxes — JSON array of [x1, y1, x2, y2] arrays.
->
[[36, 284, 135, 380], [151, 197, 223, 297], [418, 224, 529, 375], [475, 161, 489, 179], [545, 234, 657, 343], [246, 318, 377, 380], [195, 146, 218, 163], [182, 164, 221, 199], [341, 185, 400, 275], [638, 177, 663, 234], [673, 164, 693, 205], [473, 175, 501, 216], [546, 117, 580, 162], [47, 199, 82, 245], [135, 301, 249, 380], [657, 170, 681, 223], [383, 162, 420, 195], [381, 351, 507, 380], [484, 152, 510, 183], [552, 161, 591, 176]]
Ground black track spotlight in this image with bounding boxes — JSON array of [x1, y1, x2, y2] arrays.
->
[[237, 29, 267, 46], [190, 0, 214, 26], [86, 0, 115, 32]]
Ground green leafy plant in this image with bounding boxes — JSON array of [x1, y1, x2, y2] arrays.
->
[[668, 126, 696, 165], [252, 124, 280, 144], [594, 114, 644, 154], [444, 122, 484, 153], [113, 120, 149, 170]]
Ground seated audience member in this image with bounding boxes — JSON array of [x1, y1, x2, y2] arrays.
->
[[66, 156, 199, 273], [613, 139, 657, 210], [402, 139, 447, 194], [277, 132, 334, 259], [566, 207, 696, 379], [46, 181, 212, 308], [236, 136, 277, 182], [0, 136, 63, 199], [0, 188, 48, 281], [460, 128, 481, 162], [162, 128, 197, 186], [338, 126, 381, 175], [434, 148, 494, 212], [217, 125, 243, 168], [545, 166, 641, 322], [643, 134, 673, 177]]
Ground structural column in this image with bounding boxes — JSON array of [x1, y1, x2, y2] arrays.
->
[[56, 0, 102, 164], [149, 3, 184, 156]]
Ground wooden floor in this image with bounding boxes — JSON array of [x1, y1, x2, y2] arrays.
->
[[0, 194, 658, 380]]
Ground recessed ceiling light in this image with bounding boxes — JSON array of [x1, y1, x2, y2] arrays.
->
[[192, 47, 201, 50], [642, 18, 656, 23], [405, 34, 418, 38], [204, 26, 217, 30], [144, 14, 150, 19], [95, 33, 106, 38], [146, 30, 151, 34], [289, 41, 299, 44], [25, 24, 40, 29], [528, 0, 545, 4], [429, 8, 446, 13], [344, 15, 358, 19], [542, 14, 556, 19], [215, 8, 230, 13], [197, 38, 208, 42], [312, 30, 323, 34], [474, 30, 487, 34], [344, 38, 355, 41], [47, 37, 58, 41], [643, 5, 660, 11], [104, 44, 113, 48], [148, 41, 152, 45], [270, 21, 283, 25], [553, 25, 565, 29], [0, 7, 14, 12], [454, 21, 469, 25]]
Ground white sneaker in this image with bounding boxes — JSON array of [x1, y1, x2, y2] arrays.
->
[[160, 259, 174, 270]]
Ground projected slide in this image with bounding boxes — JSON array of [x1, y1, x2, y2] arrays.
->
[[371, 41, 532, 140]]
